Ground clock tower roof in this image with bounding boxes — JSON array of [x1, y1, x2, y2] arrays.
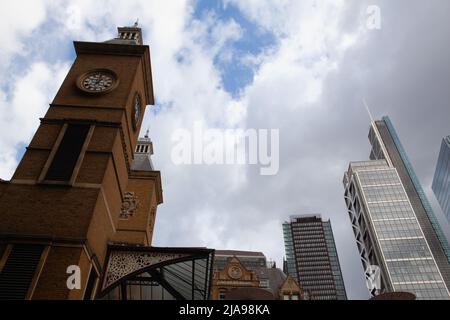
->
[[104, 23, 143, 46], [131, 134, 155, 172], [72, 23, 154, 105]]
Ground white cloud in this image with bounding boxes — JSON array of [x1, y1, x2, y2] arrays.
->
[[0, 0, 47, 65], [0, 61, 69, 178]]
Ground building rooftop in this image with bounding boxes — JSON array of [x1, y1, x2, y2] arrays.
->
[[288, 214, 322, 222], [215, 250, 265, 257], [255, 267, 287, 296], [104, 23, 143, 46], [131, 154, 154, 171]]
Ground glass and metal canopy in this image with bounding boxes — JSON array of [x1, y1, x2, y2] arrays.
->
[[97, 245, 215, 300]]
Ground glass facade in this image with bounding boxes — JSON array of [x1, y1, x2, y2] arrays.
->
[[282, 222, 298, 281], [344, 117, 450, 299], [282, 215, 347, 300], [381, 117, 450, 263], [432, 136, 450, 222], [345, 161, 449, 299], [323, 221, 347, 300]]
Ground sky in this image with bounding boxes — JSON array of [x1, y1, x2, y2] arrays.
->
[[1, 0, 450, 300]]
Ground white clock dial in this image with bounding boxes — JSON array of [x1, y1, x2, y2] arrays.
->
[[78, 69, 118, 94]]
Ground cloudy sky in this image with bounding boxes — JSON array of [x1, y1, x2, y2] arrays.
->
[[1, 0, 450, 299]]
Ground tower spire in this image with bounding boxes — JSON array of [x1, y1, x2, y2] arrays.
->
[[363, 98, 374, 124]]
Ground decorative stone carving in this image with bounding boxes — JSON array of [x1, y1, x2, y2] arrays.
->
[[120, 192, 139, 219], [103, 251, 190, 290]]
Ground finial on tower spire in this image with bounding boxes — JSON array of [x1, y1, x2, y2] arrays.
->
[[134, 19, 139, 28], [145, 129, 149, 138]]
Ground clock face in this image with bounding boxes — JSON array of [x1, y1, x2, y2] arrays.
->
[[133, 94, 141, 130], [77, 69, 117, 94], [228, 266, 243, 280]]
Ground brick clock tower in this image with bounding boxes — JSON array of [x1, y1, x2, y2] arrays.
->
[[0, 25, 163, 299]]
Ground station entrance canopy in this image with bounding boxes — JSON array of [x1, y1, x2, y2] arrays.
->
[[98, 245, 215, 300]]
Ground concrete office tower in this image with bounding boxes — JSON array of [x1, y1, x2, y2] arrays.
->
[[282, 215, 347, 300], [343, 116, 450, 299], [432, 136, 450, 222]]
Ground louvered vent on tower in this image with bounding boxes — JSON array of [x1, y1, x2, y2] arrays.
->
[[0, 244, 44, 300]]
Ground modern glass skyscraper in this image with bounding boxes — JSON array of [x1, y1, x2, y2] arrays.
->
[[283, 215, 347, 300], [343, 116, 450, 299], [432, 136, 450, 222]]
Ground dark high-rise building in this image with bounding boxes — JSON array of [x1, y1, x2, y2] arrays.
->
[[432, 136, 450, 222], [343, 116, 450, 299], [282, 215, 347, 300]]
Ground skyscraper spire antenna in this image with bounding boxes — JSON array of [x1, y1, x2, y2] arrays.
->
[[363, 98, 374, 123]]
